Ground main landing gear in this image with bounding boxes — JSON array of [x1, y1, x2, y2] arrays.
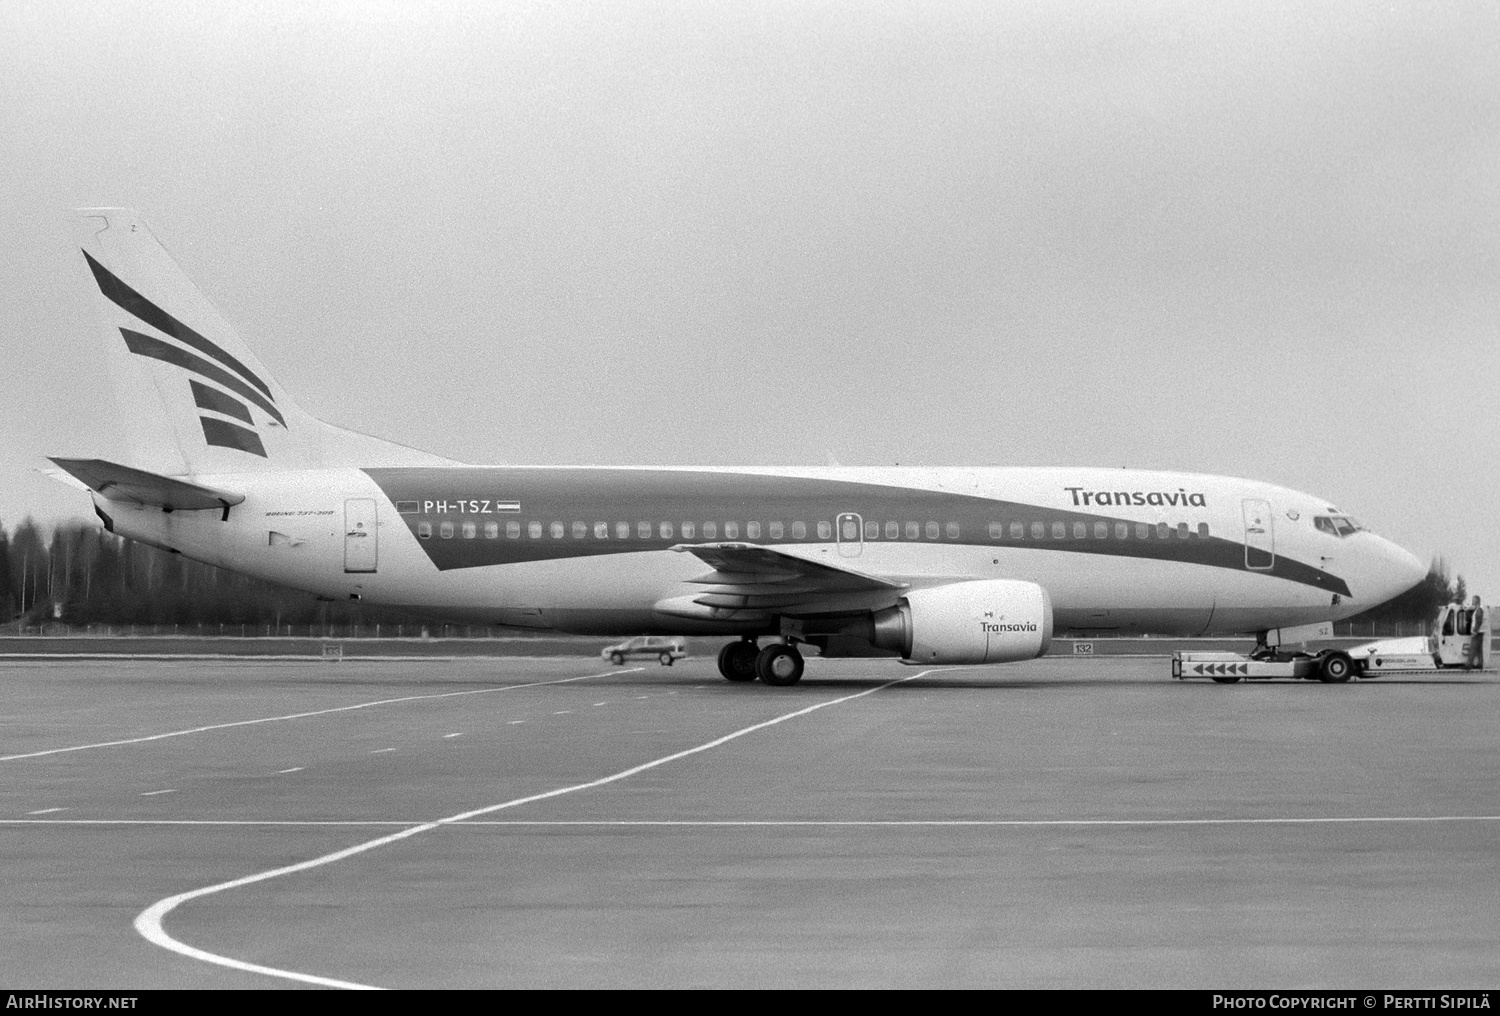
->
[[716, 639, 805, 686]]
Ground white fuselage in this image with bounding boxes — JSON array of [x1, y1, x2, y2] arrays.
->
[[98, 464, 1427, 638]]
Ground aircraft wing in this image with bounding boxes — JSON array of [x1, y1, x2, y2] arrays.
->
[[47, 457, 244, 512], [655, 542, 907, 622]]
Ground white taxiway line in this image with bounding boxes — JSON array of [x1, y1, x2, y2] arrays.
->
[[133, 668, 936, 990], [0, 668, 639, 762]]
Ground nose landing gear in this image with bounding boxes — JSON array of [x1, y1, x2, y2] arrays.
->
[[716, 639, 805, 686]]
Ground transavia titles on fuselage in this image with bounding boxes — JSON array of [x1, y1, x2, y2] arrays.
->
[[47, 209, 1427, 686]]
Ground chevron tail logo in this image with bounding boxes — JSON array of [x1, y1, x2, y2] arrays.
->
[[1190, 663, 1250, 676], [84, 250, 281, 458]]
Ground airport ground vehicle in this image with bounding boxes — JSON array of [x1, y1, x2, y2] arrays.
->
[[1173, 601, 1493, 683], [603, 636, 687, 666]]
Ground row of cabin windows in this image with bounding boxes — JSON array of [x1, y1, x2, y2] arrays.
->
[[989, 520, 1211, 541], [414, 518, 1213, 542]]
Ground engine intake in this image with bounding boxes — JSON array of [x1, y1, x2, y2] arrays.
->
[[871, 579, 1053, 665]]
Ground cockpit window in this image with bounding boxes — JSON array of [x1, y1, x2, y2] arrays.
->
[[1314, 515, 1365, 537]]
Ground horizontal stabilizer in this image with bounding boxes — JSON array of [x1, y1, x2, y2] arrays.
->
[[47, 457, 244, 512]]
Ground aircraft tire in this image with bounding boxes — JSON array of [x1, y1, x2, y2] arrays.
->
[[609, 652, 624, 665], [1318, 651, 1354, 683], [659, 652, 673, 666], [717, 641, 758, 682], [756, 644, 804, 687]]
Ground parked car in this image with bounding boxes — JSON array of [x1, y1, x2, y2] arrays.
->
[[602, 636, 688, 666]]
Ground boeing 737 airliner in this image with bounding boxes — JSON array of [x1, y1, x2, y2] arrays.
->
[[48, 209, 1427, 685]]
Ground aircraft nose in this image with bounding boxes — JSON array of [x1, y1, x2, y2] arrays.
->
[[1375, 537, 1427, 602]]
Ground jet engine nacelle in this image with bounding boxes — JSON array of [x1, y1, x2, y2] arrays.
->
[[871, 579, 1054, 665]]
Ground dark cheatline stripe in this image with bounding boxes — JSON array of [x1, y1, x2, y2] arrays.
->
[[361, 467, 1354, 597], [200, 417, 266, 457], [121, 329, 286, 427], [189, 380, 253, 425], [82, 249, 275, 401]]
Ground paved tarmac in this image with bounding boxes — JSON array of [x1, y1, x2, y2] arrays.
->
[[2, 655, 1497, 989]]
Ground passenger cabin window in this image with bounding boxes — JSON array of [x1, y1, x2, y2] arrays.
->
[[724, 522, 739, 539], [989, 522, 1004, 540], [793, 521, 807, 539], [886, 521, 899, 539], [529, 521, 542, 539], [1198, 523, 1210, 538], [769, 521, 784, 539], [1135, 523, 1150, 539], [1094, 521, 1108, 539], [747, 522, 761, 539], [1031, 522, 1045, 540], [660, 522, 674, 539], [946, 522, 960, 539], [1010, 522, 1024, 540], [1051, 522, 1066, 540], [926, 522, 940, 540], [484, 521, 499, 539], [907, 522, 921, 540], [1115, 522, 1129, 539], [1177, 522, 1190, 539], [703, 522, 718, 539], [506, 521, 520, 538], [681, 522, 695, 539], [440, 522, 454, 539], [1073, 522, 1087, 539], [616, 522, 630, 539], [1157, 522, 1170, 539], [594, 522, 608, 539], [461, 521, 476, 539], [418, 521, 432, 539], [817, 521, 832, 540], [550, 522, 564, 539], [572, 522, 587, 539]]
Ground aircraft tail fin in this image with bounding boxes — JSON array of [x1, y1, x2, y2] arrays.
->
[[74, 209, 454, 475]]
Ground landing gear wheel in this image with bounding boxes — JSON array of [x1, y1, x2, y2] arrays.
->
[[609, 652, 624, 665], [1318, 651, 1354, 683], [756, 644, 804, 687], [717, 641, 759, 682], [659, 652, 673, 666]]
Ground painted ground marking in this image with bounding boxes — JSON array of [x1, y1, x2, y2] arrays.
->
[[133, 668, 937, 990], [6, 815, 1500, 829], [1, 668, 638, 763]]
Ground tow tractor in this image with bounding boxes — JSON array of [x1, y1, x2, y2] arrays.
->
[[1173, 601, 1493, 684]]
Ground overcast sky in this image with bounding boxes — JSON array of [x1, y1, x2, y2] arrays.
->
[[2, 0, 1496, 598]]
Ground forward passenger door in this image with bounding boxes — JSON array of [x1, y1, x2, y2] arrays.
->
[[1242, 499, 1274, 570]]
